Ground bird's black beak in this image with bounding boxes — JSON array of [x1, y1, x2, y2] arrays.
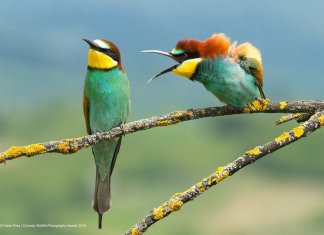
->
[[141, 50, 184, 63], [141, 50, 183, 83], [146, 64, 178, 83], [83, 38, 97, 49]]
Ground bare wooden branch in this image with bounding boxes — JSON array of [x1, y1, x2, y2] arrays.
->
[[124, 110, 324, 235], [1, 99, 324, 164]]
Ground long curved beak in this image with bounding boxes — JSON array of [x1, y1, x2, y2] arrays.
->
[[141, 50, 183, 63], [83, 38, 97, 49], [142, 49, 182, 83], [146, 64, 178, 83]]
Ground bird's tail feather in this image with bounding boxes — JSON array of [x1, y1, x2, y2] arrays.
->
[[93, 167, 111, 229]]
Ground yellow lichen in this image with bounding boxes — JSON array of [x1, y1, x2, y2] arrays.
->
[[292, 126, 304, 138], [70, 145, 79, 153], [170, 200, 183, 212], [172, 111, 185, 119], [4, 146, 26, 158], [207, 177, 212, 186], [276, 113, 302, 125], [245, 147, 261, 155], [0, 137, 82, 163], [275, 132, 291, 143], [320, 116, 324, 127], [0, 155, 5, 163], [243, 107, 251, 113], [293, 113, 302, 118], [264, 98, 270, 106], [195, 182, 206, 192], [156, 119, 180, 126], [211, 177, 218, 184], [170, 192, 182, 199], [66, 137, 81, 141], [199, 187, 206, 192], [250, 98, 270, 111], [3, 144, 46, 158], [131, 227, 142, 235], [279, 102, 287, 109], [153, 207, 164, 220], [213, 167, 229, 183], [57, 138, 82, 154], [279, 116, 288, 122], [216, 166, 224, 172], [58, 142, 70, 154], [25, 144, 47, 156]]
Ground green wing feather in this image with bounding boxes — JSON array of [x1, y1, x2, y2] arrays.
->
[[238, 56, 266, 98]]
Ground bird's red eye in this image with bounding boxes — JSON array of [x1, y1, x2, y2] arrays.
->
[[172, 51, 199, 62], [174, 52, 188, 58], [182, 52, 188, 58]]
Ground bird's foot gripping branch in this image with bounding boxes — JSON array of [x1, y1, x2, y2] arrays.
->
[[1, 100, 323, 164]]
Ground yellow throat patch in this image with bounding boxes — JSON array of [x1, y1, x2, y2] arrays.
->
[[88, 49, 117, 69], [172, 58, 202, 79]]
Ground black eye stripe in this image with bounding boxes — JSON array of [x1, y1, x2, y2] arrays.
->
[[173, 52, 186, 58], [98, 47, 112, 53], [172, 51, 199, 60], [98, 48, 119, 61]]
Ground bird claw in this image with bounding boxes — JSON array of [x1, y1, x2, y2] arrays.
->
[[120, 124, 127, 136], [244, 97, 269, 112], [255, 97, 266, 106], [246, 103, 253, 111]]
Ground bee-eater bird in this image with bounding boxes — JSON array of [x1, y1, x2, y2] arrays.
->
[[143, 33, 265, 107], [83, 38, 130, 229]]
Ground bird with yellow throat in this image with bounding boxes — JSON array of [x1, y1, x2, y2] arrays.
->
[[143, 33, 265, 107], [83, 38, 130, 229]]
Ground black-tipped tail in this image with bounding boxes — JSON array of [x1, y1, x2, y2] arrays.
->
[[98, 213, 102, 229], [93, 168, 111, 229]]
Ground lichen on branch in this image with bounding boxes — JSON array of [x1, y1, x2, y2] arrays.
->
[[1, 100, 323, 164], [124, 110, 324, 235], [0, 100, 323, 234]]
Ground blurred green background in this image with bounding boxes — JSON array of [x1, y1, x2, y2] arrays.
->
[[0, 0, 324, 234]]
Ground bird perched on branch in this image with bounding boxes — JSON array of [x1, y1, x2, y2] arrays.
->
[[83, 38, 130, 229], [143, 33, 265, 107]]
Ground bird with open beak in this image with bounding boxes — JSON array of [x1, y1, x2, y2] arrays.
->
[[143, 33, 265, 107]]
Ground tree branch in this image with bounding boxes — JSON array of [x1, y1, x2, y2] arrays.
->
[[1, 99, 324, 234], [0, 99, 324, 164], [124, 110, 324, 235]]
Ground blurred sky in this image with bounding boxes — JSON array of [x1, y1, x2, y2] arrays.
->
[[0, 0, 323, 116]]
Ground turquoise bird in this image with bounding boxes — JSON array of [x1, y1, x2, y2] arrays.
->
[[83, 38, 130, 229], [143, 33, 265, 107]]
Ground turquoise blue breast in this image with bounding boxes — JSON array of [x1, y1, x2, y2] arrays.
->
[[84, 67, 130, 179], [193, 57, 261, 107], [85, 67, 130, 133]]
